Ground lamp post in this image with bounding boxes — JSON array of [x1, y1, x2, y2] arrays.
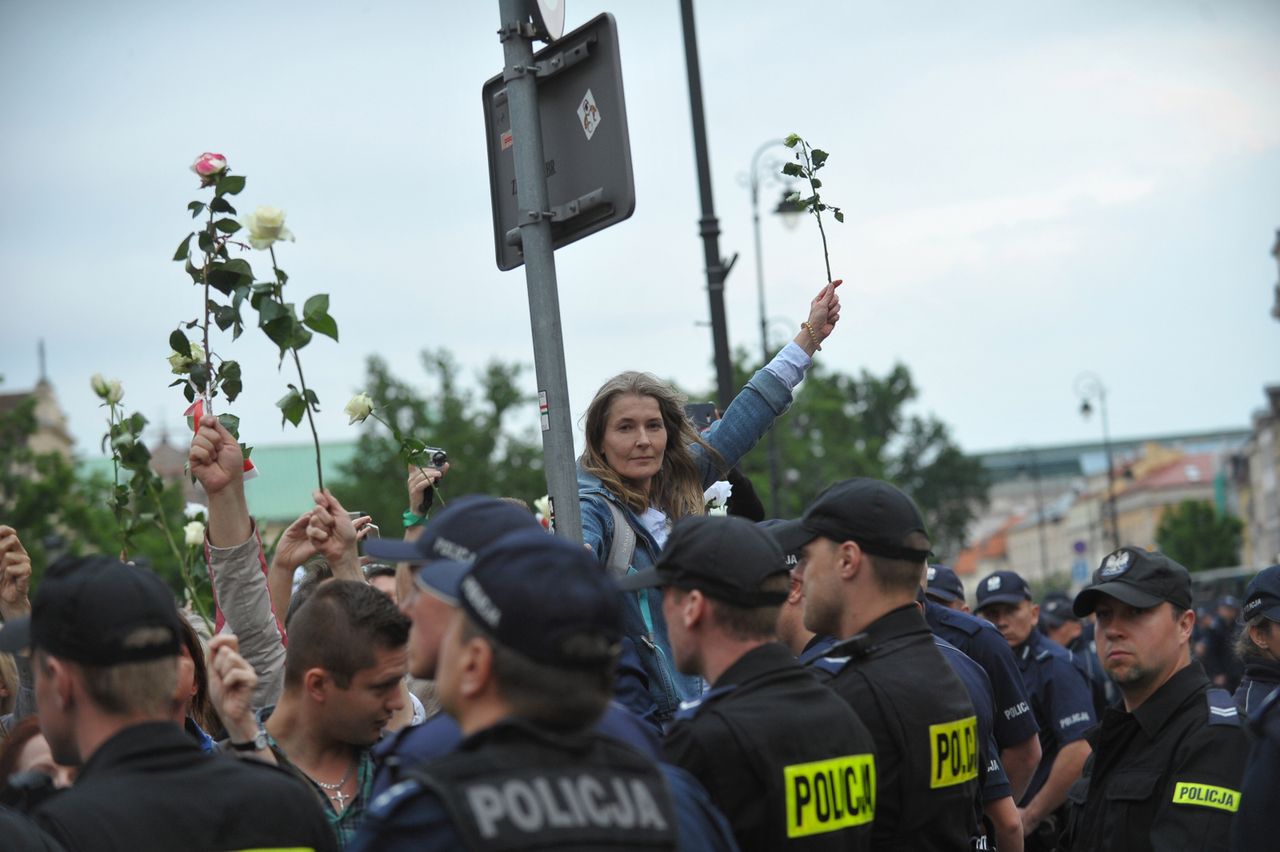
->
[[1075, 372, 1120, 552], [747, 139, 803, 517]]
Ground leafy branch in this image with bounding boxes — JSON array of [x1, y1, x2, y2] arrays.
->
[[782, 133, 843, 285]]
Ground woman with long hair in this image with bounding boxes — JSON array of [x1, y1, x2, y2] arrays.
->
[[1234, 565, 1280, 717], [579, 280, 841, 724]]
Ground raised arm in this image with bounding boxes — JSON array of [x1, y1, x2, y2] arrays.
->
[[306, 490, 364, 583], [189, 414, 286, 709]]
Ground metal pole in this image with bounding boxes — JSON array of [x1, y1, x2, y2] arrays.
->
[[680, 0, 735, 408], [1098, 387, 1120, 551], [1028, 447, 1049, 579], [750, 139, 784, 517], [497, 0, 583, 543]]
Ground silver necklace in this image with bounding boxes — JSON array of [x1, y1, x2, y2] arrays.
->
[[309, 756, 356, 811]]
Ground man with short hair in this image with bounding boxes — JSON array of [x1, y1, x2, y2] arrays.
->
[[366, 495, 661, 798], [975, 570, 1094, 847], [216, 579, 411, 847], [1065, 548, 1249, 851], [758, 518, 834, 664], [0, 555, 336, 852], [779, 477, 979, 851], [351, 529, 738, 851], [621, 515, 877, 851]]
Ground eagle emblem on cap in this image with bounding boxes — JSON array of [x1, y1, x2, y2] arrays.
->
[[927, 567, 937, 581], [987, 576, 1002, 591], [1099, 549, 1132, 579]]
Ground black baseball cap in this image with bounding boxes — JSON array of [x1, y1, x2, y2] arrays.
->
[[0, 555, 181, 665], [1242, 565, 1280, 624], [617, 516, 790, 607], [772, 478, 932, 562], [415, 528, 622, 669], [1038, 591, 1078, 629], [755, 519, 800, 572], [363, 495, 540, 567], [975, 570, 1033, 611], [1073, 547, 1192, 616], [925, 564, 965, 604]]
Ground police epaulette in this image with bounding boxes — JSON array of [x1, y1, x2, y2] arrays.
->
[[1035, 649, 1052, 662], [1206, 688, 1242, 728], [368, 778, 424, 818], [829, 632, 875, 660], [674, 685, 737, 721]]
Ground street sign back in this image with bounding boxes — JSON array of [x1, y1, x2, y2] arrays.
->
[[483, 12, 635, 271]]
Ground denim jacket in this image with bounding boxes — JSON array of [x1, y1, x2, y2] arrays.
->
[[579, 364, 797, 722]]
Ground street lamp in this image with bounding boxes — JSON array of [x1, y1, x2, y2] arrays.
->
[[747, 139, 802, 516], [1075, 372, 1120, 552]]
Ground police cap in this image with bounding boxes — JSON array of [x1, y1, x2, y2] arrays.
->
[[1073, 547, 1192, 617]]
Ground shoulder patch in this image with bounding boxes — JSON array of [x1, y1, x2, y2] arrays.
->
[[674, 685, 736, 721], [1206, 688, 1242, 728], [368, 778, 425, 819]]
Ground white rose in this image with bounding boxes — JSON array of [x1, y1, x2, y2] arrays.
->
[[90, 374, 124, 404], [183, 520, 206, 548], [344, 392, 374, 425], [703, 480, 733, 509], [167, 341, 205, 375], [243, 205, 295, 250]]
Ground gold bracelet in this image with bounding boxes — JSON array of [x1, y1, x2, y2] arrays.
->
[[801, 321, 822, 352]]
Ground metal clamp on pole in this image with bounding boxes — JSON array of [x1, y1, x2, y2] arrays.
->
[[504, 188, 607, 246]]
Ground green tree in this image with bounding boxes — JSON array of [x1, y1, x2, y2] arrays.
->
[[711, 351, 988, 559], [1156, 500, 1243, 571], [0, 388, 205, 607], [330, 350, 547, 530]]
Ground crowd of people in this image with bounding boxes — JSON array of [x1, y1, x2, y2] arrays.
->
[[0, 279, 1278, 851]]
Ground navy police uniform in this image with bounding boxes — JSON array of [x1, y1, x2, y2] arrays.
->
[[1010, 629, 1096, 805], [925, 601, 1041, 757], [352, 719, 736, 852], [1232, 563, 1280, 718], [935, 636, 1010, 851], [1232, 684, 1280, 849], [1064, 663, 1248, 852], [665, 641, 876, 852], [809, 605, 979, 852]]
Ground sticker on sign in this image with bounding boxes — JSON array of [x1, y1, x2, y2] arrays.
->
[[577, 89, 601, 140]]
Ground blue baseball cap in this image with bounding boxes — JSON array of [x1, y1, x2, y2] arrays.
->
[[975, 570, 1033, 611], [1242, 565, 1280, 624], [925, 564, 965, 604], [1038, 591, 1078, 628], [417, 528, 623, 669], [362, 495, 541, 567]]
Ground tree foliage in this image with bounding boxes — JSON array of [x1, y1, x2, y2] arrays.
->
[[714, 351, 988, 559], [0, 390, 203, 605], [1156, 500, 1243, 571], [330, 350, 547, 530]]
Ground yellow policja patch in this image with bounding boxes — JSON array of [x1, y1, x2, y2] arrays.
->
[[784, 754, 875, 838], [1171, 782, 1240, 813], [929, 716, 978, 789]]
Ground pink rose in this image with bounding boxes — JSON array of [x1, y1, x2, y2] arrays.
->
[[190, 152, 228, 185]]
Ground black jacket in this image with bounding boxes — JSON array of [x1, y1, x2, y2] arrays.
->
[[809, 604, 979, 852], [666, 641, 876, 851], [32, 721, 337, 852], [1065, 663, 1249, 852]]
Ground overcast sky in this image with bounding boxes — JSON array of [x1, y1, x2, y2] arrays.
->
[[2, 0, 1277, 463]]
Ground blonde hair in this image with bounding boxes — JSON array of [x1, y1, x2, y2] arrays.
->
[[580, 372, 724, 519]]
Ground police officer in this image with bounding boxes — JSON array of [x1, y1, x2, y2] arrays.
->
[[351, 529, 738, 852], [976, 570, 1095, 849], [925, 564, 971, 612], [620, 516, 877, 851], [924, 574, 1043, 802], [0, 555, 337, 852], [1232, 685, 1280, 849], [1064, 547, 1249, 852], [777, 477, 979, 851], [1233, 564, 1280, 716], [1039, 591, 1116, 717]]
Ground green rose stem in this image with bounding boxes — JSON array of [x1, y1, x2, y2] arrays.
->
[[365, 410, 447, 509], [142, 478, 212, 629], [269, 245, 324, 492], [200, 205, 215, 411], [106, 401, 128, 559], [782, 134, 844, 286]]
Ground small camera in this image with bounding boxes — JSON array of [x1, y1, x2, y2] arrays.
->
[[417, 447, 447, 469]]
